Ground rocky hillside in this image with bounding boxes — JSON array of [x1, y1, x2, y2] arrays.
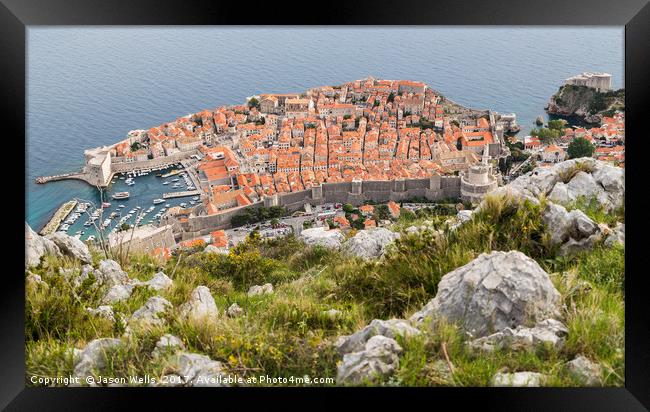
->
[[25, 158, 624, 387], [546, 84, 624, 124]]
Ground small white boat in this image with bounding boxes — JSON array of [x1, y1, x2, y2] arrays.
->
[[153, 198, 165, 205]]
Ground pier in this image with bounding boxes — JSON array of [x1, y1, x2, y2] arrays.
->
[[35, 171, 93, 185], [39, 200, 78, 236], [163, 190, 201, 199]]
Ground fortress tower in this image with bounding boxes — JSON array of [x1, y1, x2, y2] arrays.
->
[[460, 145, 498, 204]]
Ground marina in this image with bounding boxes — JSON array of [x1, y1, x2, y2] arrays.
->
[[37, 163, 203, 241]]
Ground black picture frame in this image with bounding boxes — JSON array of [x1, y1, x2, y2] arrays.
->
[[4, 0, 649, 409]]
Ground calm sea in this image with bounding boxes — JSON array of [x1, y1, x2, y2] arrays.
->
[[26, 27, 624, 231]]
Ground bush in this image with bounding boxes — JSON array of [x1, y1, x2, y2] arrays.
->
[[567, 137, 595, 159]]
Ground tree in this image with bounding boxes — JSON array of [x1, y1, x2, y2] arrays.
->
[[456, 137, 463, 151], [130, 141, 141, 152], [567, 137, 596, 159], [532, 127, 561, 144], [387, 92, 395, 103], [342, 203, 355, 213], [248, 97, 260, 109], [547, 119, 566, 131], [270, 218, 280, 228]]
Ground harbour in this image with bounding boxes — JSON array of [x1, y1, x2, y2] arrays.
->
[[37, 163, 204, 242]]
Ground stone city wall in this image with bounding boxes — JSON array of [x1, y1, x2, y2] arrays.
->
[[180, 174, 462, 236], [110, 150, 199, 174]]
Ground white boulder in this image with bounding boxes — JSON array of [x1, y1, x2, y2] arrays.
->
[[469, 319, 568, 352], [25, 223, 61, 268], [178, 286, 219, 322], [128, 296, 172, 330], [47, 231, 93, 264], [247, 283, 274, 297], [72, 338, 123, 383], [86, 305, 115, 322], [335, 318, 421, 355], [226, 303, 244, 318], [160, 352, 230, 387], [341, 228, 400, 259], [138, 271, 173, 291], [95, 259, 130, 287], [152, 334, 185, 357], [490, 371, 547, 387], [299, 227, 345, 249], [336, 335, 403, 385], [101, 284, 134, 305], [565, 355, 602, 386], [410, 251, 561, 338]]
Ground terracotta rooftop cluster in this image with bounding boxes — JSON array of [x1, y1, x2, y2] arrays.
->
[[112, 78, 499, 214]]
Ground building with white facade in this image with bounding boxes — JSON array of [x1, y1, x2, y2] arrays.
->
[[565, 72, 612, 92]]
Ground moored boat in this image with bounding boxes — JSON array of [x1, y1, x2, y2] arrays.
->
[[112, 191, 130, 200]]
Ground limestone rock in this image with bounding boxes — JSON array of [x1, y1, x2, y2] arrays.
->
[[469, 319, 568, 352], [490, 371, 547, 387], [178, 286, 219, 322], [95, 259, 130, 287], [25, 223, 61, 268], [102, 284, 134, 305], [226, 303, 244, 318], [86, 305, 115, 322], [502, 158, 623, 212], [410, 251, 561, 338], [604, 222, 625, 247], [72, 338, 123, 382], [336, 318, 421, 355], [341, 228, 400, 259], [542, 202, 601, 256], [449, 209, 474, 231], [323, 309, 342, 319], [299, 227, 345, 249], [565, 355, 602, 386], [336, 335, 402, 385], [47, 232, 92, 264], [128, 296, 172, 330], [138, 271, 173, 291], [247, 283, 274, 297], [160, 352, 230, 387], [152, 334, 184, 357], [563, 171, 610, 207]]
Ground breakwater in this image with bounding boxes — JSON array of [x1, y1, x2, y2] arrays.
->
[[39, 200, 78, 236]]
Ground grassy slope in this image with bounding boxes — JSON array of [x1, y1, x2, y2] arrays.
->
[[25, 194, 625, 387]]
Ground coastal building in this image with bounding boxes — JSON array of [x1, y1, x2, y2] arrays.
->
[[564, 72, 612, 92], [84, 147, 112, 187], [541, 145, 566, 163], [460, 145, 498, 204]]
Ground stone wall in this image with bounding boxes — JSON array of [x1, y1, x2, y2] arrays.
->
[[181, 174, 463, 235], [110, 150, 198, 174], [109, 225, 176, 254]]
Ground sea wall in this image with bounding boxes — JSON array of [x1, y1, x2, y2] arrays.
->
[[110, 150, 199, 174]]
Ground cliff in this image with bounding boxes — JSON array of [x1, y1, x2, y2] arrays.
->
[[545, 84, 624, 124]]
